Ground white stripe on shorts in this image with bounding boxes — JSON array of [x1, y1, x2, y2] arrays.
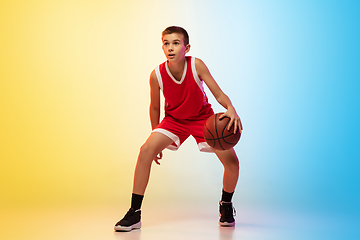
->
[[152, 128, 180, 150]]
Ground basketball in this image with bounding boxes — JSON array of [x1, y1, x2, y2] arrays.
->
[[203, 113, 241, 150]]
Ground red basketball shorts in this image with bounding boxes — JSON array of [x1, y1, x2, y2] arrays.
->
[[152, 114, 214, 152]]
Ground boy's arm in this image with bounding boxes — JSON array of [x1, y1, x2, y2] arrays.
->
[[195, 58, 243, 134], [149, 70, 163, 164], [149, 70, 161, 130]]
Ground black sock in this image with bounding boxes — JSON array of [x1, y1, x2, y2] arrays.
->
[[221, 189, 234, 202], [131, 193, 144, 210]]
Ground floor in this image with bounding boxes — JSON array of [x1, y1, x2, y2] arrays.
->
[[1, 204, 358, 240]]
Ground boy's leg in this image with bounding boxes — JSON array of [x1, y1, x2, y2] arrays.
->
[[133, 132, 174, 195], [115, 132, 173, 232], [214, 148, 239, 227], [214, 148, 239, 193]]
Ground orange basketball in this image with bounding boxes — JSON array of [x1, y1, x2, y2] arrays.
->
[[203, 113, 241, 150]]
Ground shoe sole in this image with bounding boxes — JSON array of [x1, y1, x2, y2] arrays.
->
[[114, 221, 141, 232], [219, 221, 235, 227]]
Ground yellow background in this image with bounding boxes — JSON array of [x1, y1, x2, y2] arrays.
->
[[1, 0, 224, 210], [1, 0, 162, 208]]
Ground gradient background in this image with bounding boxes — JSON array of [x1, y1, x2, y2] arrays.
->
[[1, 0, 359, 239]]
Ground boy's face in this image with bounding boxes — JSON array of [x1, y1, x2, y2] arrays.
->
[[162, 33, 190, 63]]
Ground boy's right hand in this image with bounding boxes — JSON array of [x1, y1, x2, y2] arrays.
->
[[154, 152, 163, 165]]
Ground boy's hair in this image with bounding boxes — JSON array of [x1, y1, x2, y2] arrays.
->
[[162, 26, 189, 46]]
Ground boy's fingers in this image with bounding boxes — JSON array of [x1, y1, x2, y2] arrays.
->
[[228, 118, 234, 131], [154, 152, 163, 165], [234, 121, 239, 134], [234, 121, 238, 134], [219, 113, 226, 119]]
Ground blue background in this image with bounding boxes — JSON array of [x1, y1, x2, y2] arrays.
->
[[179, 0, 360, 216]]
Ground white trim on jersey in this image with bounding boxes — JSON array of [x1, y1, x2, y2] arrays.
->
[[165, 58, 187, 84], [155, 66, 163, 91], [191, 57, 208, 100], [191, 57, 202, 87]]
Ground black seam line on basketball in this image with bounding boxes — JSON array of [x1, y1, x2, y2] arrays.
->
[[220, 115, 231, 150], [222, 132, 238, 139], [222, 133, 241, 144], [222, 117, 230, 142], [204, 139, 237, 144], [222, 139, 239, 144], [204, 136, 237, 140], [204, 132, 236, 140], [204, 131, 240, 142], [214, 113, 225, 150], [205, 125, 216, 148], [204, 135, 238, 143]]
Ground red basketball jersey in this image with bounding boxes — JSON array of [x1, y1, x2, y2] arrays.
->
[[155, 56, 213, 120]]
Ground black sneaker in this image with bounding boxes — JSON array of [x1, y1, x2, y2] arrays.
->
[[114, 208, 141, 231], [219, 201, 236, 227]]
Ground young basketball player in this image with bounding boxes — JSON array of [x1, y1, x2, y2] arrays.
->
[[114, 26, 243, 231]]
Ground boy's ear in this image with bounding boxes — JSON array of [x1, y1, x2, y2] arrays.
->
[[185, 44, 191, 53]]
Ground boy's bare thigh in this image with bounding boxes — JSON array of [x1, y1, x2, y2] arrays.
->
[[141, 132, 174, 156]]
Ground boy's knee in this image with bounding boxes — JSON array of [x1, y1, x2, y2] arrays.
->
[[138, 143, 155, 161], [226, 157, 240, 171], [139, 144, 149, 156], [231, 159, 240, 170]]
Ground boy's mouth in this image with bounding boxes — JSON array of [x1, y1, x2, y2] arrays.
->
[[168, 53, 175, 58]]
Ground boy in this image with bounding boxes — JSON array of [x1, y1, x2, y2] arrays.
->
[[114, 26, 243, 231]]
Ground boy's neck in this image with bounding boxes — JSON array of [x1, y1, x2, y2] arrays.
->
[[167, 57, 186, 73]]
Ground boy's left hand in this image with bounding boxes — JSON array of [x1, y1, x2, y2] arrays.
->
[[154, 152, 163, 165], [219, 107, 243, 134]]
